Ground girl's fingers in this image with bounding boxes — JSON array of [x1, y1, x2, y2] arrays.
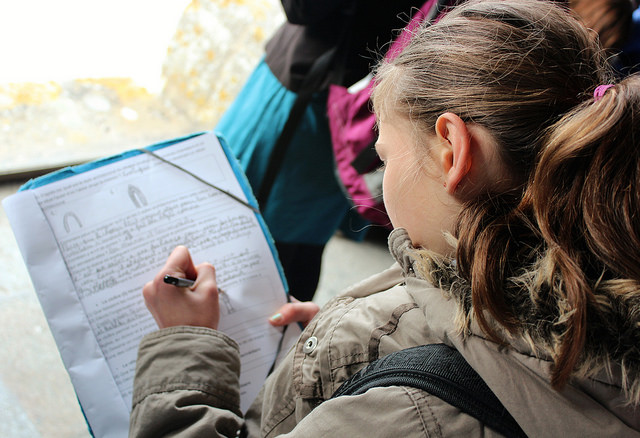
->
[[163, 245, 197, 281], [143, 247, 221, 329]]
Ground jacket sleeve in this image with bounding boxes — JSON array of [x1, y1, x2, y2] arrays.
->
[[279, 0, 345, 25], [129, 326, 249, 438], [128, 328, 490, 437]]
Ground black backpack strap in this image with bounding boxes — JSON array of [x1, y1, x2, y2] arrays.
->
[[256, 2, 357, 208], [256, 45, 338, 207], [332, 344, 527, 438]]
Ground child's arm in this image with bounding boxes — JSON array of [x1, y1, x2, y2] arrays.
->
[[129, 325, 244, 437], [130, 246, 244, 437]]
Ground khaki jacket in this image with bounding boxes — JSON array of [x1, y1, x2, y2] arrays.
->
[[130, 229, 640, 437]]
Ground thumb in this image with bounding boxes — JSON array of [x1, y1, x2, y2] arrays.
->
[[268, 301, 320, 327]]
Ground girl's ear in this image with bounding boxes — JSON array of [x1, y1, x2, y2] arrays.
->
[[435, 112, 472, 195]]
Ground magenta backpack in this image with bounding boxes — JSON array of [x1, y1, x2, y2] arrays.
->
[[327, 0, 457, 227]]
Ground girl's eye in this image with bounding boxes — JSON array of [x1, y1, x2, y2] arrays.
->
[[376, 161, 386, 172]]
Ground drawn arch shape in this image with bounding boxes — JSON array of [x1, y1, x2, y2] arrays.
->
[[128, 184, 148, 208], [63, 212, 82, 233]]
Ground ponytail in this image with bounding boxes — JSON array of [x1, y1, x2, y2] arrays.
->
[[531, 75, 640, 386], [453, 76, 640, 390], [536, 76, 640, 282]]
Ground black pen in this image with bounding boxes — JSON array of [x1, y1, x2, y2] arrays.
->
[[163, 275, 195, 288]]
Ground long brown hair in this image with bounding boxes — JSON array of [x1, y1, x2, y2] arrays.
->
[[531, 76, 640, 386], [372, 0, 640, 389]]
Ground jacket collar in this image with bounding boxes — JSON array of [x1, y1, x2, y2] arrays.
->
[[387, 228, 417, 276]]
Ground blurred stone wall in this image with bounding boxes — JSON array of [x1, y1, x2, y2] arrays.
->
[[163, 0, 284, 126], [0, 0, 284, 176]]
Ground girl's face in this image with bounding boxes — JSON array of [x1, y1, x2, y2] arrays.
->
[[375, 114, 461, 255]]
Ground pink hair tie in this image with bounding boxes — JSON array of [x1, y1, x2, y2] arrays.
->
[[593, 84, 614, 102]]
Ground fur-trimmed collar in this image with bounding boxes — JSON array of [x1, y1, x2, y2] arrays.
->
[[387, 227, 640, 406]]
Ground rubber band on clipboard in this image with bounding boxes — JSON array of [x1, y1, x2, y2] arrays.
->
[[138, 148, 259, 214]]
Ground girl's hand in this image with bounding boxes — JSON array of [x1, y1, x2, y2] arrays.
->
[[143, 245, 221, 329], [268, 298, 320, 328]]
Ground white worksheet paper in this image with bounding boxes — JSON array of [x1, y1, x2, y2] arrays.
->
[[3, 132, 296, 438]]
